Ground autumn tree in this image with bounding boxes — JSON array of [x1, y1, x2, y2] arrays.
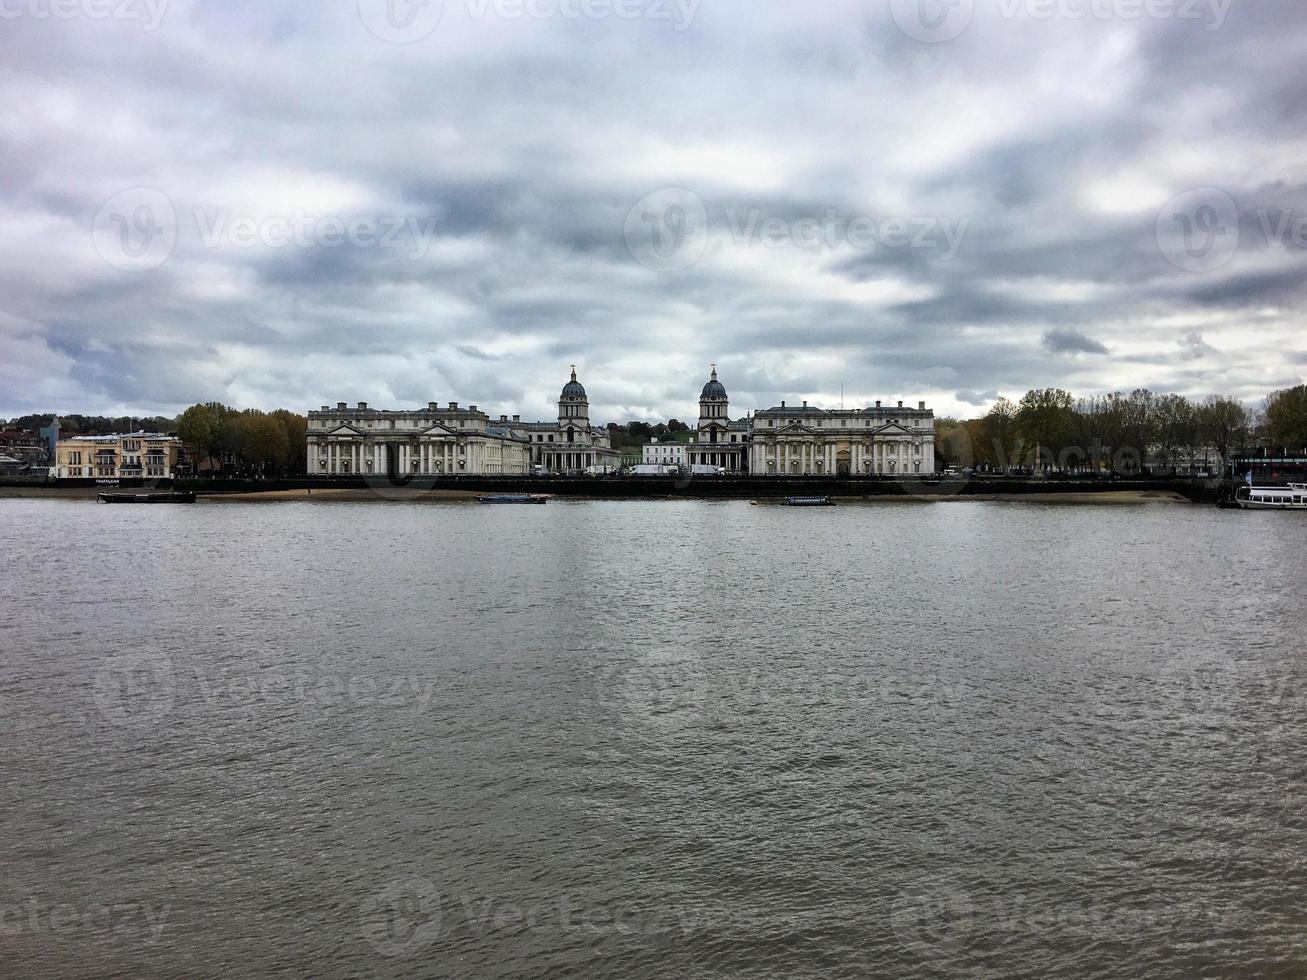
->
[[1263, 385, 1307, 451], [981, 397, 1018, 469], [1015, 388, 1077, 470], [1196, 396, 1250, 468]]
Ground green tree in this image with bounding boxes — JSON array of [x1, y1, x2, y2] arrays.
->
[[1263, 385, 1307, 450], [177, 403, 226, 472], [1015, 388, 1077, 470], [1196, 396, 1251, 467], [982, 397, 1018, 470], [932, 417, 972, 469], [1152, 393, 1194, 471], [272, 410, 308, 473]]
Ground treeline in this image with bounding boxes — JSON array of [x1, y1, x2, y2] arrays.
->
[[606, 419, 690, 451], [177, 403, 307, 477], [3, 413, 177, 435], [934, 386, 1305, 474]]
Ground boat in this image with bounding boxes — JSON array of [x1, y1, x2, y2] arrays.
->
[[98, 491, 196, 504], [476, 494, 548, 505], [783, 495, 835, 507], [1234, 483, 1307, 510]]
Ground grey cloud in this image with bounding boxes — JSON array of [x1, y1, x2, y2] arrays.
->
[[1, 0, 1305, 423], [1042, 329, 1108, 356]]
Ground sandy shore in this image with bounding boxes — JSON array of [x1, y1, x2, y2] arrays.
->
[[201, 487, 481, 502]]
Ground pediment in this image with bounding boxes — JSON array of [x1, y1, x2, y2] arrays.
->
[[325, 423, 363, 437], [777, 422, 819, 434], [876, 422, 911, 435], [418, 423, 457, 437]]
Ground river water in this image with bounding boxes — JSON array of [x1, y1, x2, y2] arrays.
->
[[1, 498, 1304, 978]]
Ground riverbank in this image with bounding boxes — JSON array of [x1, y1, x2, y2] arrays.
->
[[0, 485, 1193, 504]]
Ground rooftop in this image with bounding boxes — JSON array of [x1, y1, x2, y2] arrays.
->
[[61, 431, 178, 443], [754, 401, 932, 417]]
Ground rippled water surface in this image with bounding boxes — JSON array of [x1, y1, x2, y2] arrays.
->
[[2, 498, 1305, 978]]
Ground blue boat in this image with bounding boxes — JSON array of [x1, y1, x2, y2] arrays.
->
[[783, 495, 834, 507], [476, 494, 548, 505]]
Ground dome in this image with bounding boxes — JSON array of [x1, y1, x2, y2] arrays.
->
[[700, 365, 727, 400], [561, 366, 587, 400]]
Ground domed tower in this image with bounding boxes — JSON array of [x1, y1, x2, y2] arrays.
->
[[559, 365, 590, 442], [699, 364, 728, 424]]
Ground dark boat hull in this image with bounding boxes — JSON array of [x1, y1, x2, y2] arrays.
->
[[783, 496, 834, 507], [98, 491, 196, 504], [476, 495, 548, 505]]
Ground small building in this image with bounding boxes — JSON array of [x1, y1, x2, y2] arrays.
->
[[0, 428, 48, 466], [51, 432, 189, 480], [643, 440, 687, 468], [0, 454, 28, 476]]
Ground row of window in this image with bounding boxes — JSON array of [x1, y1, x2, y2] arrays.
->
[[764, 418, 928, 429], [62, 466, 171, 477]]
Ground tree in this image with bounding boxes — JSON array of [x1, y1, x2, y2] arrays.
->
[[1015, 388, 1077, 470], [982, 397, 1018, 470], [177, 403, 225, 472], [1152, 393, 1194, 472], [1196, 396, 1250, 470], [933, 417, 972, 469], [272, 410, 308, 472], [1263, 385, 1307, 451]]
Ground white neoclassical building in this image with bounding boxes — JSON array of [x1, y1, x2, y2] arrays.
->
[[516, 368, 621, 473], [748, 398, 936, 476], [685, 365, 751, 472], [307, 401, 532, 476], [306, 368, 620, 477]]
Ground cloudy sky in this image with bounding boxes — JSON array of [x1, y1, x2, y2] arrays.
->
[[2, 0, 1305, 424]]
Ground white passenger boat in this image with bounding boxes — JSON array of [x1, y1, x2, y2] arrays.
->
[[1235, 483, 1307, 510]]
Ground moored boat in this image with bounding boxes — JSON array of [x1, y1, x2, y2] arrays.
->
[[1234, 483, 1307, 510], [476, 494, 548, 505], [783, 495, 834, 507], [98, 491, 196, 504]]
